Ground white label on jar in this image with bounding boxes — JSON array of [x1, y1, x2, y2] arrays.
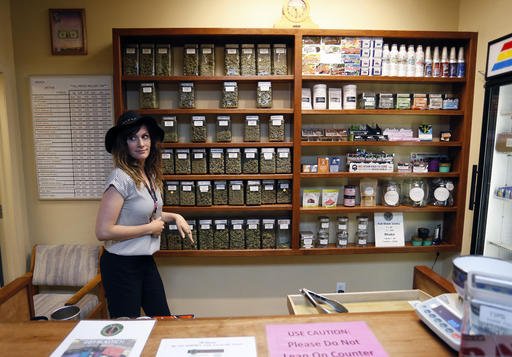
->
[[480, 305, 512, 330], [259, 48, 269, 54], [167, 185, 177, 191], [344, 187, 356, 195], [219, 120, 229, 126], [248, 224, 257, 229], [142, 87, 153, 93], [263, 152, 273, 160], [246, 152, 255, 159], [186, 48, 196, 54], [358, 224, 366, 230], [228, 152, 238, 158], [279, 152, 289, 158], [364, 187, 375, 195], [259, 82, 271, 91], [434, 187, 450, 201], [177, 153, 188, 159], [276, 48, 286, 54], [183, 185, 192, 191], [243, 48, 253, 54], [446, 182, 455, 191], [321, 222, 329, 229], [169, 224, 177, 230], [409, 187, 425, 202], [338, 239, 348, 245], [202, 48, 212, 54], [193, 120, 204, 126], [157, 48, 168, 54], [247, 120, 257, 126], [249, 186, 259, 192], [358, 238, 367, 245], [126, 48, 136, 54], [216, 224, 226, 230], [216, 184, 225, 190], [194, 153, 204, 159], [280, 224, 289, 229], [272, 119, 283, 126], [212, 153, 222, 159], [225, 86, 235, 92], [303, 238, 313, 245], [319, 238, 328, 244], [264, 223, 274, 229], [234, 224, 242, 230], [199, 186, 209, 192], [164, 121, 174, 127], [280, 184, 289, 189], [200, 224, 210, 229], [162, 153, 171, 159], [227, 48, 237, 54], [232, 184, 241, 190], [338, 224, 347, 230], [142, 48, 152, 54], [384, 191, 400, 206], [182, 86, 192, 92], [264, 185, 274, 190]]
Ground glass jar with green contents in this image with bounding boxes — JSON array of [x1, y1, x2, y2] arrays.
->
[[269, 115, 285, 142], [174, 149, 191, 174], [199, 44, 215, 76], [241, 44, 256, 76], [166, 223, 183, 250], [224, 44, 240, 76], [242, 148, 259, 174], [272, 44, 288, 75], [276, 148, 291, 173], [198, 219, 213, 250], [277, 219, 291, 248], [209, 148, 225, 174], [161, 149, 174, 175], [191, 116, 207, 142], [163, 181, 179, 206], [228, 180, 244, 205], [123, 44, 138, 75], [261, 219, 276, 249], [213, 219, 229, 249], [261, 179, 276, 204], [260, 148, 276, 174], [191, 148, 207, 174], [183, 220, 197, 250], [244, 115, 261, 142], [179, 181, 195, 206], [195, 181, 212, 206], [178, 82, 195, 108], [213, 180, 228, 205], [277, 180, 292, 204], [183, 44, 199, 76], [256, 81, 272, 108], [229, 219, 245, 249], [216, 116, 232, 142], [246, 180, 262, 206], [161, 116, 178, 143], [245, 219, 261, 249], [155, 43, 172, 76], [225, 148, 242, 174], [257, 44, 271, 75], [221, 81, 239, 108], [139, 82, 158, 109], [139, 43, 155, 76]]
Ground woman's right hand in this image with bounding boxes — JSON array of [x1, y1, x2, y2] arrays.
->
[[148, 217, 165, 236]]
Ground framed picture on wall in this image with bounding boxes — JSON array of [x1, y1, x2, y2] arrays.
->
[[49, 8, 87, 55]]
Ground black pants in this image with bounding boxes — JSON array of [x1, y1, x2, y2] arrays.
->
[[100, 250, 171, 318]]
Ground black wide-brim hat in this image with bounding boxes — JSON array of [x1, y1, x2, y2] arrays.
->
[[105, 111, 164, 153]]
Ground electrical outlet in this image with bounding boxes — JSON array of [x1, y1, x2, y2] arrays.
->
[[336, 282, 346, 293]]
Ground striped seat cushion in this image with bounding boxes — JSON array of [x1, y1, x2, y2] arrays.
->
[[32, 245, 99, 287], [34, 293, 99, 320]]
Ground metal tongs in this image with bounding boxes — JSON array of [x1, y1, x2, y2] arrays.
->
[[300, 288, 348, 314]]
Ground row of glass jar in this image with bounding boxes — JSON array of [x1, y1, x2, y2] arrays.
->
[[301, 215, 370, 248], [160, 217, 292, 250], [123, 43, 288, 77], [160, 115, 287, 143], [162, 147, 292, 175], [163, 180, 292, 206], [139, 81, 274, 109]]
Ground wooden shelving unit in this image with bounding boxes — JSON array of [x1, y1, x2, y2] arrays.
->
[[112, 28, 477, 257]]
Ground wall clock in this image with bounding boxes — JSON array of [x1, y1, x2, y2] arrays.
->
[[275, 0, 318, 28]]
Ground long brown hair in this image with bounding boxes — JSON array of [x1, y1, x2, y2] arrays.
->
[[111, 123, 163, 191]]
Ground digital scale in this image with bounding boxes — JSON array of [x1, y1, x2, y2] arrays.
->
[[414, 256, 512, 351]]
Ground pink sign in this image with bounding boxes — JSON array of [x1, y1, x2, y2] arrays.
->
[[266, 321, 388, 357]]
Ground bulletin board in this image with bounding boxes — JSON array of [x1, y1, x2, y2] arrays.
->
[[30, 75, 114, 199]]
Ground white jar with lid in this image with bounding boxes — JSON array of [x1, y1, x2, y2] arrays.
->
[[312, 84, 327, 109], [342, 84, 357, 109]]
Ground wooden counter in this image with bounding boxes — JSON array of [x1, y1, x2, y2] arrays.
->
[[0, 311, 455, 356]]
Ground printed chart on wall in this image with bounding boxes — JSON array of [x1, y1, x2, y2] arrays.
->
[[30, 75, 113, 199]]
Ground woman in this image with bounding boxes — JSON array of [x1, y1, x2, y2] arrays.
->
[[96, 110, 193, 318]]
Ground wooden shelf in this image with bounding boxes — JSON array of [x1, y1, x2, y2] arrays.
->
[[300, 172, 460, 179], [164, 174, 293, 180], [302, 109, 464, 116], [301, 141, 462, 147], [163, 204, 292, 213], [138, 108, 294, 115], [300, 205, 457, 214], [122, 75, 294, 82], [162, 142, 294, 149]]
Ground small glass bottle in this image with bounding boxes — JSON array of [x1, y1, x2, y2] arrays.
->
[[382, 181, 401, 207], [317, 231, 329, 248], [356, 216, 369, 247], [318, 216, 330, 233], [336, 216, 349, 248]]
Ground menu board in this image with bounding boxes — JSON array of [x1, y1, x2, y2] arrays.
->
[[30, 76, 113, 199]]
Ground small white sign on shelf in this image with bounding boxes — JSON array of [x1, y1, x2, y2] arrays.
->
[[374, 212, 405, 247]]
